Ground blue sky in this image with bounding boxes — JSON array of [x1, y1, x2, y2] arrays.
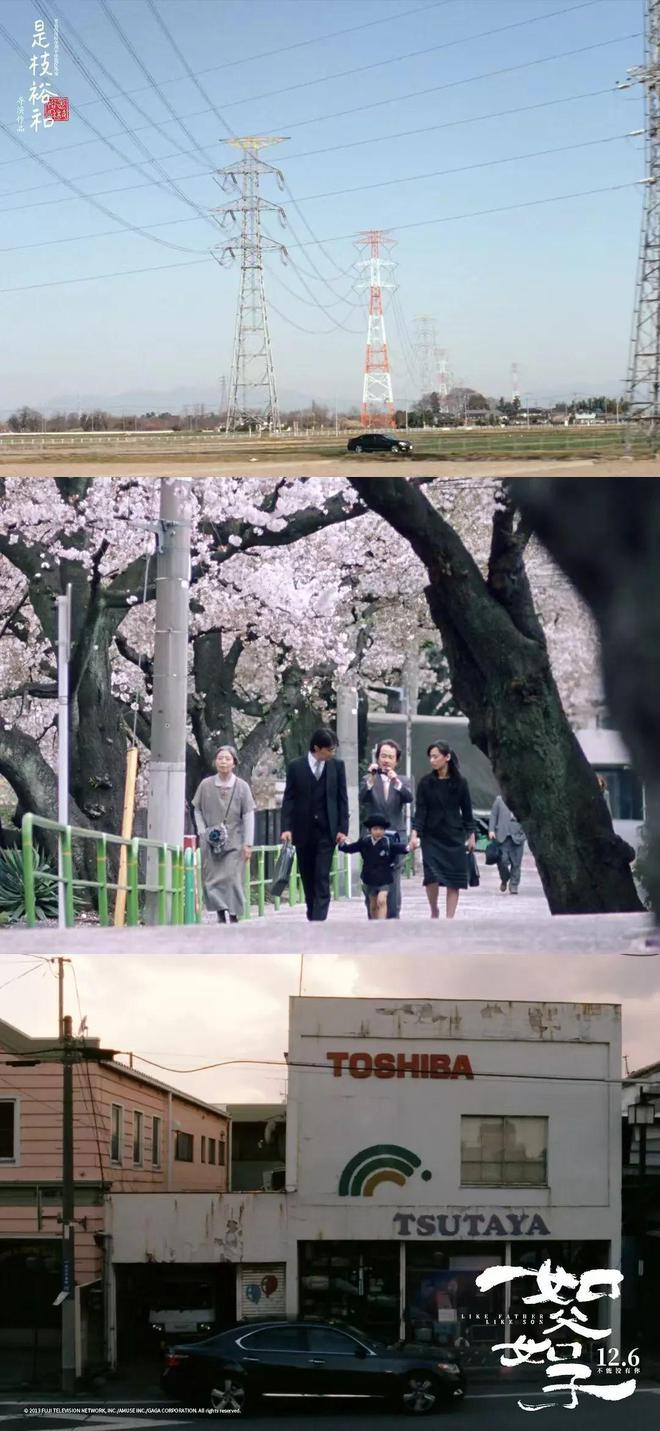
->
[[0, 0, 646, 412]]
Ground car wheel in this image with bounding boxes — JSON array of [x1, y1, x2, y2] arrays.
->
[[354, 443, 363, 453], [210, 1374, 249, 1414], [400, 1371, 442, 1415]]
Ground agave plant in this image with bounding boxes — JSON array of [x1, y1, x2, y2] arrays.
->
[[0, 846, 60, 922]]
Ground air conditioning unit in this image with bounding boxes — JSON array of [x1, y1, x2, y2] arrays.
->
[[262, 1168, 286, 1192]]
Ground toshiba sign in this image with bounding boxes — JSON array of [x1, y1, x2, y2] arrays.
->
[[326, 1051, 474, 1080]]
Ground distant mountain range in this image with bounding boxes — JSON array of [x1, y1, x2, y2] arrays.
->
[[38, 384, 356, 415]]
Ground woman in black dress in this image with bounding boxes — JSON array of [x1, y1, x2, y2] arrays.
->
[[411, 743, 476, 919]]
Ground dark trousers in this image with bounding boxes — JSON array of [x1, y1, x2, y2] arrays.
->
[[497, 837, 525, 892], [364, 854, 404, 919], [295, 832, 334, 921]]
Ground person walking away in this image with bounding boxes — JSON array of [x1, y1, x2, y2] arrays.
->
[[340, 814, 409, 920], [192, 745, 255, 923], [489, 793, 526, 895], [411, 743, 476, 920], [280, 727, 349, 922], [360, 738, 412, 919]]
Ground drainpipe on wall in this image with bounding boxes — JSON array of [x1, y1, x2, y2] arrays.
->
[[167, 1092, 173, 1191]]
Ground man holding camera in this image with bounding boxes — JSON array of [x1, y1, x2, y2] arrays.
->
[[359, 739, 413, 919]]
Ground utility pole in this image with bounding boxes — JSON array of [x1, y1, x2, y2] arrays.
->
[[56, 586, 72, 929], [214, 136, 288, 434], [356, 230, 397, 429], [145, 480, 192, 923], [622, 0, 660, 445], [61, 1013, 75, 1393], [8, 1027, 117, 1392], [336, 683, 360, 896]]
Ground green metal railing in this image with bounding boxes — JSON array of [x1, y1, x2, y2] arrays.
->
[[240, 843, 352, 920], [21, 813, 202, 929]]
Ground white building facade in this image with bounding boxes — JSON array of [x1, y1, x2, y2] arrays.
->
[[108, 997, 622, 1369]]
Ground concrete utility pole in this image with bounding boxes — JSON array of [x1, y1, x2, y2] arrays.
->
[[402, 649, 420, 837], [60, 1014, 76, 1393], [145, 479, 192, 922], [56, 586, 72, 929], [336, 682, 360, 895]]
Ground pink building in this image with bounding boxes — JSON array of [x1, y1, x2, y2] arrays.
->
[[0, 1018, 229, 1383]]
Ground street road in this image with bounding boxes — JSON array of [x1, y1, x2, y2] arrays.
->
[[1, 458, 655, 477], [2, 1386, 659, 1428]]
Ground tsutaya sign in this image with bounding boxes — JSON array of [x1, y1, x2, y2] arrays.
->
[[327, 1051, 474, 1079], [393, 1211, 551, 1238]]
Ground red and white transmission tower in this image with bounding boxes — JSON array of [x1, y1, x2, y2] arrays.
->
[[355, 230, 396, 428], [511, 362, 521, 403]]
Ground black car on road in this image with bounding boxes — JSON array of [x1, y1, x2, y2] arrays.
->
[[347, 432, 413, 454], [162, 1318, 465, 1416]]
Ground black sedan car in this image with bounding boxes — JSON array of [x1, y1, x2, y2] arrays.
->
[[347, 432, 413, 454], [163, 1318, 465, 1416]]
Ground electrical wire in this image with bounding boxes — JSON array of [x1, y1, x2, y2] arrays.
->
[[35, 0, 217, 236], [185, 1, 606, 116], [71, 961, 108, 1186], [119, 1053, 632, 1089], [71, 0, 452, 108], [0, 179, 644, 295], [143, 0, 358, 298], [0, 21, 205, 257], [279, 30, 641, 134], [0, 132, 638, 259]]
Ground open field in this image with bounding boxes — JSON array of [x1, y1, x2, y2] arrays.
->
[[1, 424, 659, 476]]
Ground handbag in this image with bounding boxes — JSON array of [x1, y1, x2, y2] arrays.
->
[[206, 783, 237, 856], [485, 839, 501, 866], [467, 850, 480, 888], [270, 841, 295, 897]]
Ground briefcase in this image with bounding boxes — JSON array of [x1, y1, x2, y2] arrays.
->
[[271, 842, 295, 897]]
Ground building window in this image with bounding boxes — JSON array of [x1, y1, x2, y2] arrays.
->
[[111, 1105, 123, 1164], [174, 1131, 194, 1163], [0, 1100, 17, 1163], [461, 1116, 548, 1187], [152, 1116, 161, 1169], [133, 1111, 143, 1167], [218, 1135, 226, 1168], [201, 1136, 206, 1163], [208, 1139, 216, 1165]]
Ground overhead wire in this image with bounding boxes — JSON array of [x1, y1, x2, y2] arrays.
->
[[34, 0, 217, 237], [0, 132, 639, 257], [184, 0, 605, 116], [143, 0, 360, 303], [0, 179, 645, 295]]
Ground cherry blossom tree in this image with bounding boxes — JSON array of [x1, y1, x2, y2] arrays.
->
[[0, 476, 614, 915]]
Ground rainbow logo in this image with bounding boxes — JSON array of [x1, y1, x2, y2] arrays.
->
[[338, 1144, 431, 1197]]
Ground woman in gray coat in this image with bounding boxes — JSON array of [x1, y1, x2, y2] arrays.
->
[[192, 746, 255, 923]]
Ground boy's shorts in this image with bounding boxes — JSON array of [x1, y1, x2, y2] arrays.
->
[[362, 881, 391, 898]]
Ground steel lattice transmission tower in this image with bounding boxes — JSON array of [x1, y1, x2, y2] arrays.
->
[[414, 315, 438, 396], [213, 137, 288, 433], [625, 1, 660, 437], [436, 348, 451, 405], [356, 231, 397, 428]]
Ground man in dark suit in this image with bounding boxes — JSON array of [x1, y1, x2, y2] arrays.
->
[[280, 727, 349, 921], [359, 738, 412, 919]]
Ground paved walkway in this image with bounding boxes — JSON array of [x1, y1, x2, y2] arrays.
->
[[2, 851, 653, 958]]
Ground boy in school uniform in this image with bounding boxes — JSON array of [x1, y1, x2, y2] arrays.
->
[[340, 813, 409, 920]]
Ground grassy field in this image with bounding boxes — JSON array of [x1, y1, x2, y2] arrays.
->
[[0, 424, 655, 465]]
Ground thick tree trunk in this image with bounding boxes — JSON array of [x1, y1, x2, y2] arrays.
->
[[510, 477, 660, 920], [0, 725, 89, 874], [71, 613, 127, 833], [350, 477, 641, 915]]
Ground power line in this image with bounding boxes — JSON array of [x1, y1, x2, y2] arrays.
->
[[280, 30, 641, 134], [0, 19, 203, 257], [124, 1052, 630, 1088], [0, 132, 637, 258], [188, 1, 605, 116], [35, 0, 218, 235], [0, 179, 644, 295], [0, 23, 634, 180]]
